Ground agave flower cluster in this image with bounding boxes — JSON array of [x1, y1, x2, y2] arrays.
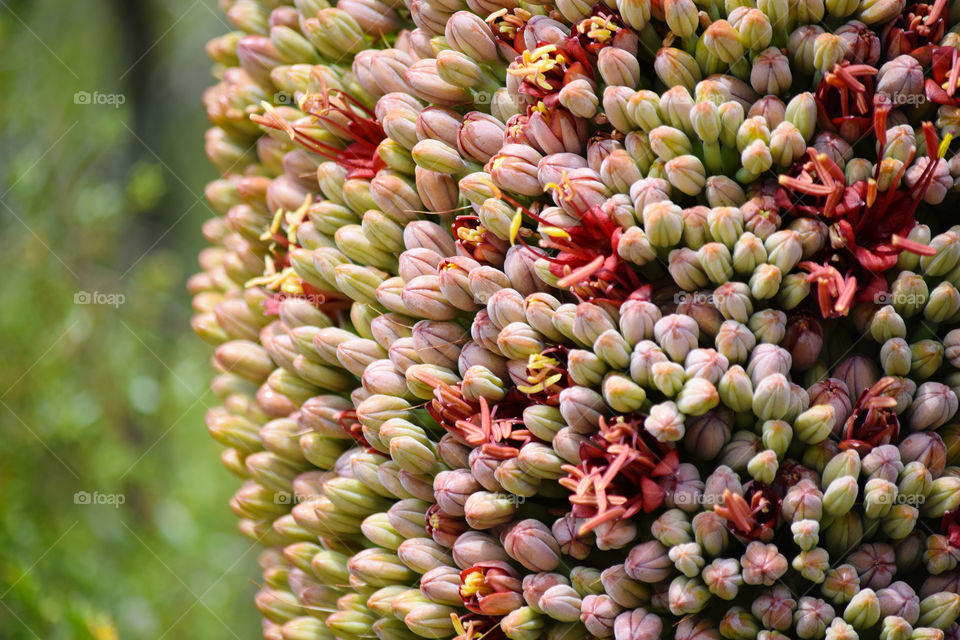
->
[[193, 0, 960, 638]]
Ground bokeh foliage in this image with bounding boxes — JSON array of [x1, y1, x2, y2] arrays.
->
[[0, 1, 259, 637]]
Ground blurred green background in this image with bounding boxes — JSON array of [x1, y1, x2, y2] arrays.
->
[[0, 1, 260, 638]]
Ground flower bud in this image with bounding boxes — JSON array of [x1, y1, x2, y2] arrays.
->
[[753, 373, 793, 420], [614, 608, 662, 640], [603, 374, 647, 413], [667, 576, 710, 615], [702, 557, 742, 600], [858, 0, 906, 24], [643, 201, 684, 248], [741, 541, 788, 586], [654, 48, 701, 92], [645, 401, 685, 442], [823, 475, 859, 516], [918, 593, 960, 630], [539, 585, 582, 622], [625, 540, 673, 583], [883, 504, 920, 540], [721, 607, 761, 640], [921, 476, 960, 518], [464, 491, 517, 529]]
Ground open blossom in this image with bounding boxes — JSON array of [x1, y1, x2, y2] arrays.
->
[[778, 99, 938, 317]]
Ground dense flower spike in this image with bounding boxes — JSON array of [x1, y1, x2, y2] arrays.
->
[[195, 1, 960, 639]]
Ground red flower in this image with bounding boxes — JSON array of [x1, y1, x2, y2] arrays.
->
[[925, 45, 960, 108], [568, 12, 636, 62], [883, 0, 949, 65], [251, 84, 385, 180], [714, 482, 781, 542], [839, 377, 903, 455], [452, 216, 509, 267], [815, 62, 878, 141], [426, 504, 469, 546], [506, 192, 648, 305], [507, 40, 592, 105], [559, 415, 676, 535], [486, 8, 532, 61], [427, 381, 538, 458], [777, 96, 938, 317], [942, 508, 960, 549], [459, 562, 524, 616], [772, 460, 819, 496]]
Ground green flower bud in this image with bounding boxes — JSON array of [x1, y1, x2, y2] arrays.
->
[[718, 102, 746, 148], [719, 365, 754, 412], [750, 263, 783, 300], [911, 340, 944, 380], [921, 476, 960, 517], [404, 603, 458, 639], [795, 404, 836, 444], [823, 450, 862, 488], [706, 175, 747, 208], [844, 589, 881, 629], [761, 419, 792, 456], [863, 478, 898, 518], [882, 504, 920, 540], [654, 48, 701, 92], [823, 476, 859, 517], [643, 201, 684, 248], [879, 616, 913, 640], [603, 374, 648, 413], [924, 282, 960, 323], [707, 207, 745, 249], [668, 576, 711, 615], [898, 461, 932, 504], [736, 8, 773, 49], [721, 607, 761, 640], [697, 243, 734, 285], [880, 338, 913, 376], [917, 593, 960, 630], [753, 373, 793, 420], [704, 20, 746, 63], [748, 449, 780, 484], [677, 378, 720, 416], [691, 102, 722, 143]]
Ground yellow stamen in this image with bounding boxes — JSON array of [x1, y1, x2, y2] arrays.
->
[[261, 207, 286, 242], [460, 570, 493, 597], [541, 226, 571, 240], [509, 208, 523, 245], [939, 133, 954, 159]]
